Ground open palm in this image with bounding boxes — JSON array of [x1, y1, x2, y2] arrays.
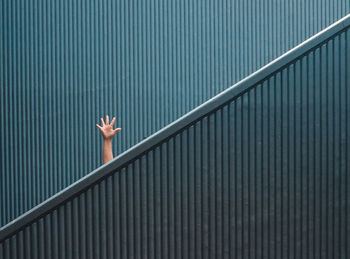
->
[[96, 115, 121, 140]]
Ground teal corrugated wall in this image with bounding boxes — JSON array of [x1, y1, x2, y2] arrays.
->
[[0, 0, 349, 226], [0, 16, 349, 258]]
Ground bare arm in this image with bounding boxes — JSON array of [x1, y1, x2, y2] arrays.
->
[[96, 115, 122, 164]]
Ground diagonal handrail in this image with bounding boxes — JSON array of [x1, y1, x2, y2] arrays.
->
[[1, 13, 349, 242]]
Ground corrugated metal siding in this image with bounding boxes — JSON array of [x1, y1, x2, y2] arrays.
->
[[0, 0, 349, 226], [1, 21, 349, 259]]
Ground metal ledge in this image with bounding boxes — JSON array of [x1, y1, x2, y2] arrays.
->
[[1, 13, 349, 242]]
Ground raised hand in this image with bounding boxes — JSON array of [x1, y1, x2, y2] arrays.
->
[[96, 115, 121, 140], [96, 115, 122, 164]]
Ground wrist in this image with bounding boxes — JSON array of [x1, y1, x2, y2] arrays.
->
[[103, 138, 113, 146]]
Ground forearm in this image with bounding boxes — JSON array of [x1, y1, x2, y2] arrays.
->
[[103, 139, 113, 164], [97, 115, 121, 164]]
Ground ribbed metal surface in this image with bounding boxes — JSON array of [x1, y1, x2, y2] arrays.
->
[[0, 0, 349, 226], [1, 20, 349, 259]]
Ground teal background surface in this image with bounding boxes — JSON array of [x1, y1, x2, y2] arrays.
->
[[1, 0, 349, 226], [0, 15, 349, 258]]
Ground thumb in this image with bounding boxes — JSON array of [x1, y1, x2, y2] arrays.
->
[[114, 128, 122, 133]]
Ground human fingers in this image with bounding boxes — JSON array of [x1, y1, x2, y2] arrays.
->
[[110, 117, 116, 127], [96, 124, 103, 130], [114, 127, 122, 133]]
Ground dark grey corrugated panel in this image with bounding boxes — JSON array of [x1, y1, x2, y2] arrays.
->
[[0, 15, 349, 259], [0, 0, 349, 227]]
